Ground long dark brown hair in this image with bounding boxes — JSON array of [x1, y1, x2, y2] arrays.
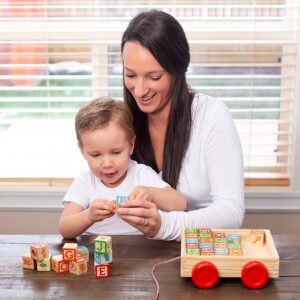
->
[[121, 10, 194, 188]]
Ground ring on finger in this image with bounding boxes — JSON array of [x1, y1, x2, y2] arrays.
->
[[143, 217, 149, 226]]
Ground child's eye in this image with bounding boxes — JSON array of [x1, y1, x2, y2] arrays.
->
[[91, 154, 100, 157], [112, 151, 121, 155]]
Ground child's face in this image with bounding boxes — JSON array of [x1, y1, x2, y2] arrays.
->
[[80, 121, 135, 188]]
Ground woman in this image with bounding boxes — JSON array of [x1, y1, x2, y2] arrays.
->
[[117, 10, 244, 241]]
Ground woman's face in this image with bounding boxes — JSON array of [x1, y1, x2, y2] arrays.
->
[[122, 41, 173, 117]]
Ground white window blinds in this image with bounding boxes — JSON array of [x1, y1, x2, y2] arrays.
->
[[0, 0, 298, 186]]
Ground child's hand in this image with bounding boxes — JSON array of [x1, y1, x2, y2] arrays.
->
[[130, 186, 154, 202], [87, 199, 115, 223]]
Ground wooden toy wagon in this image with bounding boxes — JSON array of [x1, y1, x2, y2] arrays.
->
[[180, 228, 279, 289]]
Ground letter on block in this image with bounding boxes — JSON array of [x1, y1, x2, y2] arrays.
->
[[250, 229, 265, 246], [94, 235, 112, 254], [62, 243, 78, 261], [69, 258, 88, 275], [37, 255, 52, 271], [94, 249, 113, 264], [115, 195, 129, 208], [30, 243, 49, 261], [94, 264, 110, 278], [22, 252, 36, 270], [51, 255, 69, 274], [229, 248, 243, 256]]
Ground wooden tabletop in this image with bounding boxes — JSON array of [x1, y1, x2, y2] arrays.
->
[[0, 234, 299, 299]]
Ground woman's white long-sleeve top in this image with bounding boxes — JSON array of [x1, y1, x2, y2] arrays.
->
[[154, 93, 245, 241]]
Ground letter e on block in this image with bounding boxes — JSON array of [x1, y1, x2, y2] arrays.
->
[[95, 264, 110, 278]]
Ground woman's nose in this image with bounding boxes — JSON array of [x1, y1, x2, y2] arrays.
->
[[134, 78, 148, 97]]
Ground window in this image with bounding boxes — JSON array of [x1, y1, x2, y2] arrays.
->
[[0, 0, 298, 186]]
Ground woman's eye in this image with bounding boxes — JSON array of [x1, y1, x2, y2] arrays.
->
[[150, 76, 161, 81], [125, 73, 135, 78]]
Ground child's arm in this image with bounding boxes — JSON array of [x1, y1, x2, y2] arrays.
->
[[59, 199, 115, 239], [130, 186, 186, 211]]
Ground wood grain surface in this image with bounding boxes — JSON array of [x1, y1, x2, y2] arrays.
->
[[0, 234, 299, 300]]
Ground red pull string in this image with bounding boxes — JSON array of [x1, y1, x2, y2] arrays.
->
[[151, 256, 181, 300]]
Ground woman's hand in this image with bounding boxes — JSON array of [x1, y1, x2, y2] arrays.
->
[[87, 198, 116, 223], [116, 198, 161, 238]]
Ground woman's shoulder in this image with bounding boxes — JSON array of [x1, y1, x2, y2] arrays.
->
[[191, 92, 234, 131], [192, 92, 228, 115]]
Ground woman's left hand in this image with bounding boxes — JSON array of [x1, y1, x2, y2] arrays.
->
[[116, 199, 161, 238]]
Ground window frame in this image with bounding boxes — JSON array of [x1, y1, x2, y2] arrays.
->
[[0, 1, 300, 197]]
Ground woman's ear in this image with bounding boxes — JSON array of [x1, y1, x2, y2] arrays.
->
[[129, 135, 136, 155]]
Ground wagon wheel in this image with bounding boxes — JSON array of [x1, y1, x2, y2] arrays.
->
[[191, 261, 219, 289], [241, 261, 269, 289]]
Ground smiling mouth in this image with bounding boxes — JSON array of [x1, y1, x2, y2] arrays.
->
[[140, 94, 155, 102]]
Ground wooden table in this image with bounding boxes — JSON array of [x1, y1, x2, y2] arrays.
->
[[0, 234, 299, 299]]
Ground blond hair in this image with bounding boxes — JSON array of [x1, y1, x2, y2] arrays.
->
[[75, 97, 135, 147]]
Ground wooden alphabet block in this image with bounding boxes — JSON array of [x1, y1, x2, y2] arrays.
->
[[30, 243, 49, 261], [115, 195, 129, 208], [226, 233, 241, 243], [37, 255, 52, 271], [229, 248, 243, 256], [62, 243, 78, 261], [22, 252, 36, 270], [51, 255, 69, 274], [185, 238, 198, 244], [250, 229, 265, 246], [213, 232, 226, 238], [185, 228, 198, 234], [186, 243, 199, 249], [77, 245, 89, 262], [200, 247, 214, 255], [186, 248, 200, 255], [94, 264, 110, 278], [214, 247, 229, 255], [94, 249, 113, 264], [185, 232, 198, 238], [69, 257, 88, 275], [94, 236, 112, 254]]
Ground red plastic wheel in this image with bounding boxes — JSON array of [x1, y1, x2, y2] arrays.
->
[[191, 261, 219, 289], [241, 261, 269, 289]]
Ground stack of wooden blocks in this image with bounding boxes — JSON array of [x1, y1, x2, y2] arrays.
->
[[22, 243, 51, 271], [55, 243, 89, 275], [22, 236, 114, 278], [22, 242, 89, 275], [185, 228, 243, 256], [93, 235, 113, 279]]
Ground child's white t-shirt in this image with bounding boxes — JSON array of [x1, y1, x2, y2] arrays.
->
[[62, 159, 169, 235]]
